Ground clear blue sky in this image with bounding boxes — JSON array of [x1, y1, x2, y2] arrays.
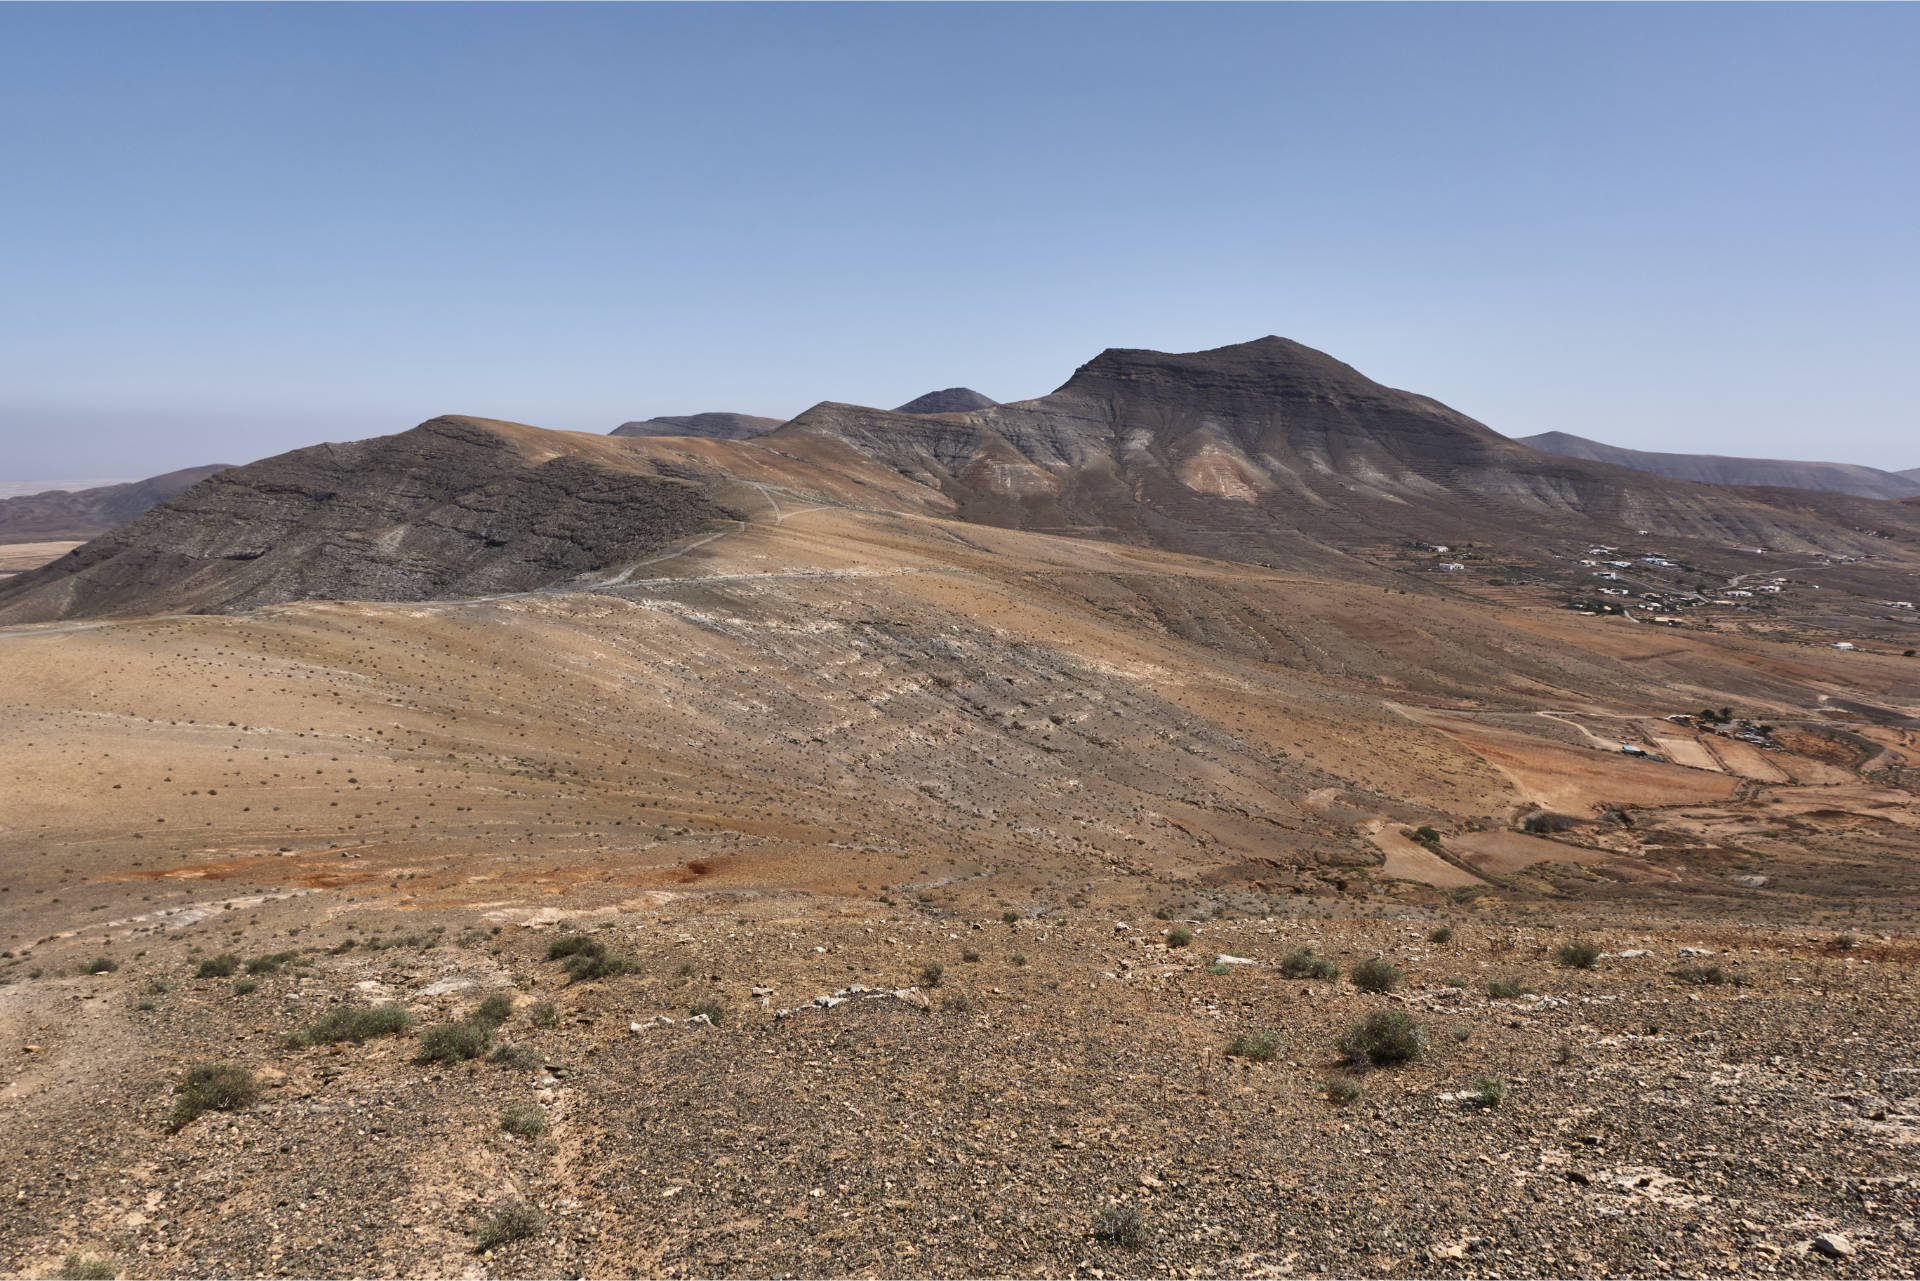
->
[[3, 2, 1916, 482]]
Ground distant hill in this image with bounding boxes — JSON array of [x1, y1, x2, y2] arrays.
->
[[611, 412, 783, 440], [12, 336, 1920, 624], [0, 465, 230, 542], [893, 388, 997, 415], [1518, 431, 1920, 501]]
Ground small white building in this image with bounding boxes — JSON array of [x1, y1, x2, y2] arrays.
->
[[1831, 642, 1856, 651]]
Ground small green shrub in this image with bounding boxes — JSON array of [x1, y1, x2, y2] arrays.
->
[[469, 992, 516, 1029], [1555, 941, 1601, 969], [1427, 926, 1454, 944], [195, 953, 241, 979], [488, 1042, 543, 1070], [545, 934, 600, 960], [230, 978, 258, 996], [499, 1105, 547, 1137], [689, 998, 727, 1025], [1350, 957, 1403, 994], [171, 1063, 258, 1128], [1001, 911, 1019, 925], [85, 957, 119, 975], [146, 980, 170, 994], [1486, 978, 1528, 999], [1672, 964, 1734, 986], [1469, 1076, 1508, 1109], [919, 962, 945, 988], [471, 1199, 545, 1251], [1010, 953, 1028, 967], [1337, 1010, 1423, 1067], [559, 947, 637, 983], [1831, 934, 1858, 951], [417, 1021, 491, 1063], [961, 950, 981, 963], [1413, 825, 1442, 845], [528, 1000, 559, 1029], [1224, 1029, 1280, 1062], [1206, 962, 1232, 976], [1524, 812, 1575, 834], [1451, 1025, 1470, 1043], [57, 1252, 117, 1280], [1278, 950, 1339, 980], [293, 1004, 413, 1046], [246, 951, 299, 975], [1165, 927, 1194, 949], [1320, 1076, 1362, 1105], [1092, 1202, 1147, 1249], [134, 998, 157, 1012], [941, 993, 975, 1014]]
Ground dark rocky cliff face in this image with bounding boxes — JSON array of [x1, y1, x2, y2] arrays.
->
[[0, 418, 736, 621], [893, 388, 998, 415], [0, 465, 231, 541], [611, 412, 783, 440]]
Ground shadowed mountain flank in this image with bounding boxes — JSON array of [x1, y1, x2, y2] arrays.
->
[[0, 465, 231, 542], [0, 418, 746, 621], [893, 388, 998, 415], [611, 412, 785, 440], [1519, 431, 1920, 501]]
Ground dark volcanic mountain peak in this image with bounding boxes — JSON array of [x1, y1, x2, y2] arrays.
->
[[1067, 335, 1368, 388], [611, 412, 784, 440], [893, 388, 998, 415], [1059, 336, 1500, 434]]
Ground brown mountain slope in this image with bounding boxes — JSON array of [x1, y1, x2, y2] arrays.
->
[[0, 464, 230, 541], [610, 411, 784, 440], [1519, 430, 1920, 501]]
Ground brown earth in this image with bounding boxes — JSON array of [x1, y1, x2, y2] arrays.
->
[[0, 542, 82, 575], [3, 501, 1918, 1278]]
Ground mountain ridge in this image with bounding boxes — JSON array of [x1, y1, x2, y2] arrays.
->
[[7, 336, 1919, 622], [610, 412, 784, 440], [0, 465, 232, 542], [1519, 430, 1920, 501]]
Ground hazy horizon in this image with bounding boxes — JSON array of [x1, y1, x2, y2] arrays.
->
[[3, 3, 1916, 481]]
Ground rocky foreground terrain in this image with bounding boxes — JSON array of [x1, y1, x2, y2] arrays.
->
[[4, 894, 1916, 1279]]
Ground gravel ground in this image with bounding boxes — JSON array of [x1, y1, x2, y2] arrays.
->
[[4, 906, 1916, 1279]]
